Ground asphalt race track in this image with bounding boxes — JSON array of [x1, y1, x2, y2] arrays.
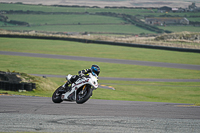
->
[[0, 95, 200, 133], [1, 51, 200, 132]]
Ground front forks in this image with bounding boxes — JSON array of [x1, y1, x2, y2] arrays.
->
[[80, 85, 86, 94]]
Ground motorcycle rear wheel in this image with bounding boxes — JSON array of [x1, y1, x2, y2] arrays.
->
[[52, 86, 64, 103], [76, 86, 92, 104]]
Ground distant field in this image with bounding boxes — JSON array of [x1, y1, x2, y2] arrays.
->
[[188, 17, 200, 22], [6, 14, 125, 25], [0, 3, 155, 15], [1, 3, 200, 34], [0, 3, 158, 34], [1, 0, 200, 7], [1, 3, 200, 16], [2, 3, 199, 17], [0, 25, 157, 34]]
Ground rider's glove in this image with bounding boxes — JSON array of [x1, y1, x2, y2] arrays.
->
[[79, 72, 84, 77]]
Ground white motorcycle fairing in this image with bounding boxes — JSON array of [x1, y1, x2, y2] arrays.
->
[[61, 73, 98, 101]]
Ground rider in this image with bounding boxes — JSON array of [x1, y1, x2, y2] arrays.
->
[[63, 64, 100, 90]]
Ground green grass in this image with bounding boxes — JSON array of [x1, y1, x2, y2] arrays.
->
[[0, 54, 200, 79], [94, 80, 200, 104], [188, 17, 200, 22], [0, 24, 154, 34], [0, 3, 156, 15], [1, 13, 154, 34], [6, 14, 126, 25], [1, 78, 200, 104], [49, 76, 199, 104], [0, 37, 200, 65], [1, 13, 155, 34]]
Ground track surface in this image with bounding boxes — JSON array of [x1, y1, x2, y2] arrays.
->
[[0, 95, 200, 132]]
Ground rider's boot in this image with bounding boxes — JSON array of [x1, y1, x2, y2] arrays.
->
[[58, 80, 71, 93], [64, 80, 71, 91]]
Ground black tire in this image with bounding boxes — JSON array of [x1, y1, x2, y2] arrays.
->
[[76, 86, 92, 104], [52, 86, 64, 103]]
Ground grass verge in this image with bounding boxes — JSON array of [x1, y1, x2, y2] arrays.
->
[[1, 77, 200, 105], [1, 37, 200, 65], [0, 55, 200, 79]]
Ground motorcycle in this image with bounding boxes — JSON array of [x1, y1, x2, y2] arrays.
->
[[52, 73, 98, 104]]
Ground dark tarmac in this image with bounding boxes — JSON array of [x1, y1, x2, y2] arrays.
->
[[0, 95, 200, 132]]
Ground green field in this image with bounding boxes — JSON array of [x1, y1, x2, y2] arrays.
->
[[1, 3, 199, 17], [2, 79, 200, 104], [1, 3, 200, 34], [6, 14, 125, 25], [0, 25, 155, 34], [0, 3, 156, 15], [188, 17, 200, 22], [0, 54, 200, 79], [0, 37, 200, 104], [1, 37, 200, 65]]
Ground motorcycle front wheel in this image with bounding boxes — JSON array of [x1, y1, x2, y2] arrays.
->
[[76, 86, 92, 104], [52, 86, 64, 103]]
